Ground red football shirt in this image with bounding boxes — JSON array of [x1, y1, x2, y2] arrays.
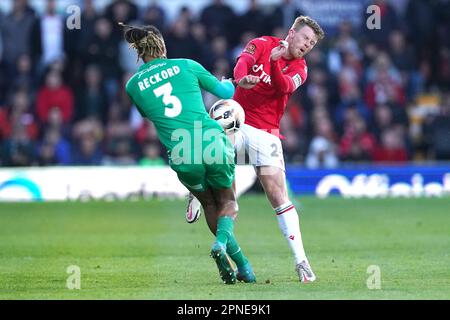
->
[[233, 36, 308, 137]]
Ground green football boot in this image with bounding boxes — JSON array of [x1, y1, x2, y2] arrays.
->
[[236, 262, 256, 283], [210, 242, 236, 284]]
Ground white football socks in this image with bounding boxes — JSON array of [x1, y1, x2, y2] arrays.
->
[[274, 201, 307, 265]]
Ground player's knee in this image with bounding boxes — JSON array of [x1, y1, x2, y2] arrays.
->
[[217, 200, 238, 219]]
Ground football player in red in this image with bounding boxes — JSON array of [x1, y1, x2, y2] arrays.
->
[[188, 16, 325, 283]]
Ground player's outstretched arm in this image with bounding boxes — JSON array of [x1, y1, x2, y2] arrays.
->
[[233, 55, 260, 89], [187, 59, 235, 99]]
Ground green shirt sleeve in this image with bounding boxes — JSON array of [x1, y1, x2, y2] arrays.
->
[[186, 59, 235, 99]]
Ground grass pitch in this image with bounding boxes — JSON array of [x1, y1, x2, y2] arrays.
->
[[0, 195, 449, 300]]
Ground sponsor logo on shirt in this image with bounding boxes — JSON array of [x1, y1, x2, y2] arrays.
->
[[252, 63, 271, 84], [244, 43, 256, 55]]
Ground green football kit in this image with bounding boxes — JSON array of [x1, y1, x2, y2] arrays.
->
[[126, 58, 235, 192]]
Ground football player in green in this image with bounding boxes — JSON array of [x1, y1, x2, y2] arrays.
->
[[121, 23, 255, 284]]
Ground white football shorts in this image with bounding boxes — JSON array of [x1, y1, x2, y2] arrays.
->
[[233, 124, 285, 172]]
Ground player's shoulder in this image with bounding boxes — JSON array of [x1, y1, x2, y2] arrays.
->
[[292, 56, 307, 66], [244, 36, 280, 56], [171, 58, 201, 70], [125, 73, 138, 93], [251, 35, 280, 46], [292, 57, 308, 74], [168, 57, 189, 65], [285, 53, 307, 70]]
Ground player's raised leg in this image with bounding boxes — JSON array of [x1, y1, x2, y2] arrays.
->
[[186, 192, 201, 223], [257, 166, 316, 283], [189, 188, 237, 284], [192, 186, 255, 284], [210, 187, 255, 283]]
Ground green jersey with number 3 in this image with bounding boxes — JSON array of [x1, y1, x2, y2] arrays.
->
[[125, 58, 235, 152]]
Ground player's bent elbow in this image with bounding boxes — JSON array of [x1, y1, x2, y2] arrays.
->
[[274, 84, 293, 95]]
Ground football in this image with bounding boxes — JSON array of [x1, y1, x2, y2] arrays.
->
[[209, 99, 245, 133]]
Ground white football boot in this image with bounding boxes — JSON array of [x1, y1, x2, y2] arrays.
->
[[296, 260, 316, 283], [185, 193, 201, 223]]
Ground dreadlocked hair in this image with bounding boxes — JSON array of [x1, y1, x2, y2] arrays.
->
[[119, 22, 167, 61]]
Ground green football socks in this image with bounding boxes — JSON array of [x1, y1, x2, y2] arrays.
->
[[216, 215, 234, 245], [226, 236, 248, 268], [216, 215, 249, 268]]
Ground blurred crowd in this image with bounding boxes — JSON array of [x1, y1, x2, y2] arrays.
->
[[0, 0, 449, 168]]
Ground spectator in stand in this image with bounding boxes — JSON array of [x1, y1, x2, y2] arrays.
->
[[141, 2, 166, 32], [79, 0, 100, 50], [139, 142, 166, 167], [365, 52, 406, 109], [1, 89, 39, 142], [36, 70, 74, 126], [372, 127, 408, 163], [165, 19, 199, 60], [280, 102, 307, 164], [362, 0, 400, 48], [371, 103, 393, 139], [178, 6, 196, 27], [339, 111, 377, 162], [0, 0, 36, 69], [74, 64, 109, 123], [436, 46, 450, 90], [102, 136, 136, 166], [405, 0, 436, 62], [200, 0, 236, 43], [104, 0, 138, 41], [209, 36, 233, 71], [36, 139, 58, 165], [388, 30, 425, 100], [423, 94, 450, 160], [85, 17, 121, 100], [103, 101, 135, 165], [10, 54, 35, 96], [328, 20, 362, 76], [190, 22, 214, 69], [64, 0, 100, 87], [335, 81, 370, 125], [306, 117, 339, 169], [388, 30, 416, 75], [231, 31, 257, 62], [239, 0, 266, 36], [71, 118, 104, 165], [45, 106, 71, 140], [1, 122, 35, 167], [269, 0, 303, 32], [135, 119, 159, 146], [37, 127, 72, 165], [30, 0, 65, 72]]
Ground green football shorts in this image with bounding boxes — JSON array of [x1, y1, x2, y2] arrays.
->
[[169, 134, 235, 192]]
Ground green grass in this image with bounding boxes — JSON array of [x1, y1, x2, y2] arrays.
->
[[0, 195, 449, 299]]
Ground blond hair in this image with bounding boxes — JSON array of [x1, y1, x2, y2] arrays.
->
[[291, 16, 325, 41], [119, 23, 167, 61]]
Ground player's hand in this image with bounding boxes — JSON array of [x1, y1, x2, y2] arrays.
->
[[270, 40, 289, 61], [237, 75, 260, 89]]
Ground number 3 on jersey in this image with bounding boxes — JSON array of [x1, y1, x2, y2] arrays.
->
[[153, 82, 182, 118]]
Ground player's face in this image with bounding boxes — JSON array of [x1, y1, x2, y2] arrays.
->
[[288, 26, 318, 58]]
